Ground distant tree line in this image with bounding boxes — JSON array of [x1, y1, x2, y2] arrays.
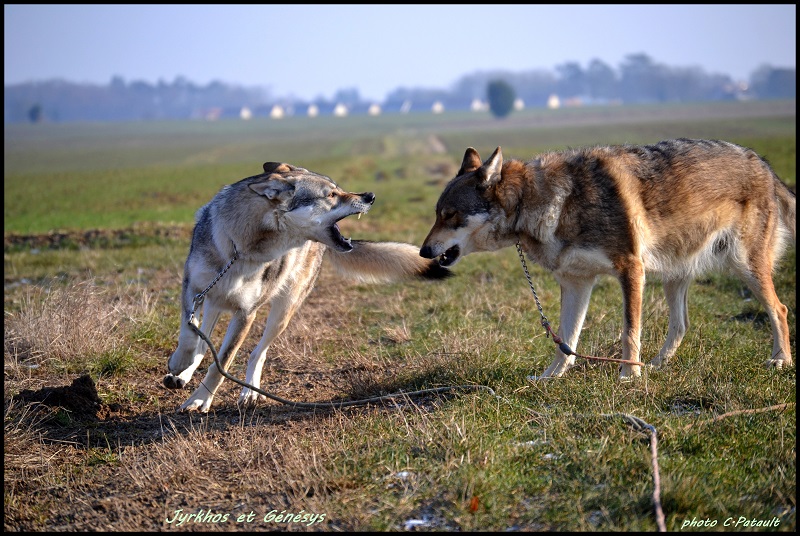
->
[[4, 54, 795, 123], [4, 76, 268, 123]]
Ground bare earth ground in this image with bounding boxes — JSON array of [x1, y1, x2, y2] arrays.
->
[[5, 251, 437, 531]]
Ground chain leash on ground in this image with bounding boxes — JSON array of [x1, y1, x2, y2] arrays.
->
[[184, 242, 496, 410], [188, 321, 495, 409]]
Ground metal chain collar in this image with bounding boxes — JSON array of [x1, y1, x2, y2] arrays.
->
[[515, 241, 550, 331], [189, 242, 239, 323]]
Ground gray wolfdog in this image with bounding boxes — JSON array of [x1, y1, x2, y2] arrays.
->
[[420, 139, 795, 379], [164, 161, 450, 412]]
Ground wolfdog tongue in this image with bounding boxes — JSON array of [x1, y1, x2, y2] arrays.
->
[[330, 223, 353, 251]]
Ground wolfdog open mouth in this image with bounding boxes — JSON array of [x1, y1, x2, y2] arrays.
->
[[328, 205, 371, 252], [438, 245, 460, 266], [329, 221, 353, 251]]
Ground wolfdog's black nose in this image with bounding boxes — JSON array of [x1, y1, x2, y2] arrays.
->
[[420, 245, 434, 258], [362, 192, 376, 204]]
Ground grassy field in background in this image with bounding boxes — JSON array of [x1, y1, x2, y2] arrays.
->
[[4, 100, 796, 531]]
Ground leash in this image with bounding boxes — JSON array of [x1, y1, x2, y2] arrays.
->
[[184, 242, 495, 409], [514, 241, 643, 368], [515, 241, 664, 530], [603, 413, 667, 532], [182, 241, 664, 529], [189, 242, 240, 323]]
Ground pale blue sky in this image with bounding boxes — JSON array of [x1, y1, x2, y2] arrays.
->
[[4, 4, 796, 102]]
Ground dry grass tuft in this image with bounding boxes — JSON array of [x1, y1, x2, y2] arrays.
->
[[4, 278, 153, 375]]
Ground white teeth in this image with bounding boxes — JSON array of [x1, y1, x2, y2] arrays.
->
[[357, 213, 361, 219]]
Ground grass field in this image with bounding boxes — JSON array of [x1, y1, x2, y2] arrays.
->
[[4, 100, 796, 531]]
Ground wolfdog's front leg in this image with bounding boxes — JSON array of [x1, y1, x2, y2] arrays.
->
[[164, 300, 222, 389], [529, 277, 593, 380], [618, 263, 645, 380], [179, 310, 256, 412]]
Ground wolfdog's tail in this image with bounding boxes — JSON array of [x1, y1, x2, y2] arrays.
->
[[326, 240, 452, 283]]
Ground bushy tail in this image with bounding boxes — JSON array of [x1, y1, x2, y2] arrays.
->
[[325, 240, 452, 284], [775, 177, 796, 245]]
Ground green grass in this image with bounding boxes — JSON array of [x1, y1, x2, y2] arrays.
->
[[4, 101, 795, 234], [3, 100, 795, 531]]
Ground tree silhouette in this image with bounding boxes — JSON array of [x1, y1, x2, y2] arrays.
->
[[487, 79, 516, 118], [751, 66, 797, 99], [586, 59, 618, 100], [27, 104, 43, 123]]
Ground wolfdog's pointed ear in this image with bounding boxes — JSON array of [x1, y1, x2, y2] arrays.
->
[[480, 146, 503, 185], [262, 162, 291, 174], [249, 178, 295, 200], [458, 147, 483, 176]]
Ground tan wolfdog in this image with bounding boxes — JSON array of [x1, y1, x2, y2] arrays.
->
[[420, 139, 795, 380], [164, 161, 450, 412]]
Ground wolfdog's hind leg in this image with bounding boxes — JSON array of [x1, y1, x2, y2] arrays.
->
[[239, 272, 320, 407], [650, 277, 691, 369], [728, 247, 793, 369]]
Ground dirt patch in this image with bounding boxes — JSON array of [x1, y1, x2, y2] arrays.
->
[[15, 374, 116, 422], [4, 223, 192, 252]]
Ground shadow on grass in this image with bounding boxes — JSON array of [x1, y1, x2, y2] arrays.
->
[[5, 365, 484, 452]]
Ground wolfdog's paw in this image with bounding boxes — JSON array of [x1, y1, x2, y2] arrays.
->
[[529, 365, 572, 381], [178, 393, 214, 413], [163, 374, 187, 389], [618, 364, 643, 382], [765, 356, 792, 369], [526, 374, 559, 382], [238, 389, 265, 408]]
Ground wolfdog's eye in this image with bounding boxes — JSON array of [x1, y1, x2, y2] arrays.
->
[[328, 191, 337, 199], [441, 210, 455, 221]]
